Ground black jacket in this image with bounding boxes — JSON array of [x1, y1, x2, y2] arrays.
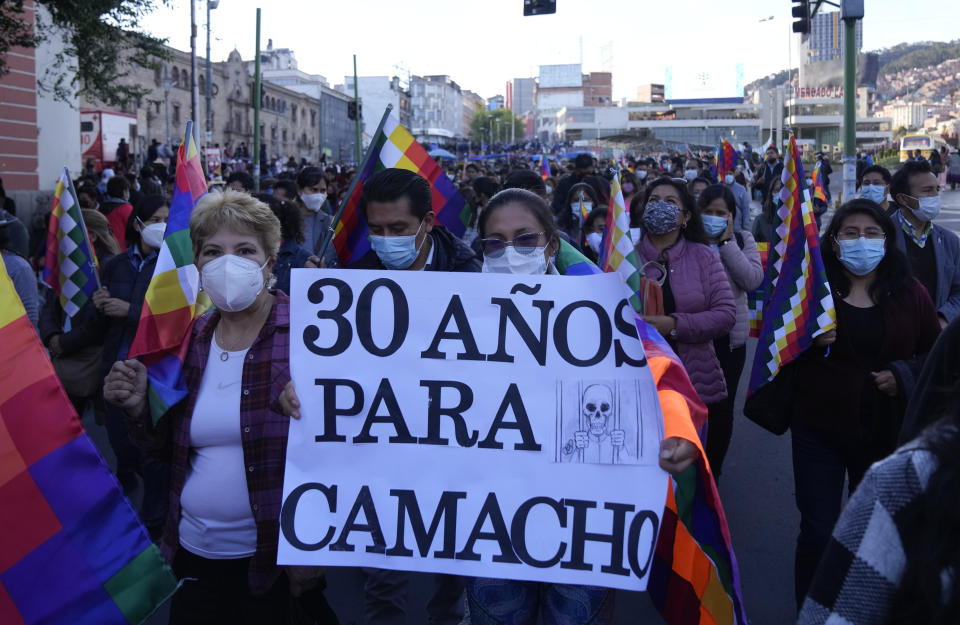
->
[[348, 225, 481, 273], [98, 248, 158, 375]]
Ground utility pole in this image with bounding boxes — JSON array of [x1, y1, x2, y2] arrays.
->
[[253, 8, 262, 192], [353, 55, 361, 164], [190, 0, 199, 128], [206, 1, 218, 145], [841, 0, 863, 206], [163, 63, 172, 147]]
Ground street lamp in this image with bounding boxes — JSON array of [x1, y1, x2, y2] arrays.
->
[[163, 63, 173, 146], [206, 0, 219, 145]]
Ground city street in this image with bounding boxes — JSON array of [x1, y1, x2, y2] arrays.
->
[[118, 187, 960, 625]]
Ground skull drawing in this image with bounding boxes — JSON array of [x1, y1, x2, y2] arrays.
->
[[582, 384, 613, 436]]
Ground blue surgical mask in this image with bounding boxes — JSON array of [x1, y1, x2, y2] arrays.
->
[[859, 184, 886, 204], [702, 214, 728, 238], [369, 221, 425, 269], [836, 237, 885, 276], [907, 194, 941, 222]]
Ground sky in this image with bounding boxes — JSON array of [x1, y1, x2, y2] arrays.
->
[[139, 0, 959, 102]]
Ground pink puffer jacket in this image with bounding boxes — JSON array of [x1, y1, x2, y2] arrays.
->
[[636, 235, 736, 404]]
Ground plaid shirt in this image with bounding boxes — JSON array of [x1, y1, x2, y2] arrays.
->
[[896, 209, 933, 248], [134, 292, 291, 595], [798, 441, 935, 624]]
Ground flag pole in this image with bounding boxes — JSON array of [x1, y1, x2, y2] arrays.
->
[[315, 104, 394, 261]]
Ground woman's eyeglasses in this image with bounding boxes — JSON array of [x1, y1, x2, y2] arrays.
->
[[480, 232, 545, 257], [836, 228, 885, 241]]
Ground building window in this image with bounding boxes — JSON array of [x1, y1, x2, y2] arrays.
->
[[310, 110, 316, 127], [282, 129, 287, 142], [173, 104, 181, 124], [155, 102, 161, 114], [291, 105, 297, 123]]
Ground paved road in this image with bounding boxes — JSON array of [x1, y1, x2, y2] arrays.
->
[[122, 188, 959, 625]]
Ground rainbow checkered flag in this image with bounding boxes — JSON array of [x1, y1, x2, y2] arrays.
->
[[128, 122, 211, 423], [0, 254, 178, 624], [43, 168, 100, 319], [327, 106, 469, 266], [747, 134, 836, 394], [599, 172, 643, 312]]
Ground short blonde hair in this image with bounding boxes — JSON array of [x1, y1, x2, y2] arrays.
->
[[189, 189, 281, 259]]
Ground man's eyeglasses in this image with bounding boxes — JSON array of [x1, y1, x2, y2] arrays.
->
[[480, 232, 545, 257]]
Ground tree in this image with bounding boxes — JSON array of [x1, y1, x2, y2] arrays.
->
[[0, 0, 170, 108], [469, 108, 524, 144]]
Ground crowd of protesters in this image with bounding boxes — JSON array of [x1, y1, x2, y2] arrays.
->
[[2, 133, 960, 624]]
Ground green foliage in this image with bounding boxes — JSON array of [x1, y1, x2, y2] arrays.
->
[[744, 68, 792, 93], [469, 108, 524, 144], [0, 0, 170, 108], [877, 40, 960, 73], [0, 2, 36, 77]]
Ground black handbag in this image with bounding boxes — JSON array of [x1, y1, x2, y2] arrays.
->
[[742, 360, 797, 435]]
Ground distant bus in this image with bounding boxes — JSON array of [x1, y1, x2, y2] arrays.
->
[[899, 134, 945, 162]]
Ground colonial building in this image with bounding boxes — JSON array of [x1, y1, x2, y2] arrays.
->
[[79, 41, 356, 166]]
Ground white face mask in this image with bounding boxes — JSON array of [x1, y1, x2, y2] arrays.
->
[[301, 192, 327, 212], [637, 170, 648, 180], [545, 184, 553, 194], [724, 174, 735, 185], [586, 231, 603, 254], [482, 246, 548, 275], [201, 254, 268, 312], [684, 169, 698, 181], [908, 194, 941, 222], [140, 222, 166, 249]]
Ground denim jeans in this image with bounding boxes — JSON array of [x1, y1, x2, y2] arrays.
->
[[465, 578, 613, 625], [791, 424, 874, 609]]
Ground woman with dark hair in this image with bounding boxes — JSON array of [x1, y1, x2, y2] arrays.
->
[[93, 194, 168, 513], [696, 184, 763, 478], [294, 167, 338, 266], [40, 210, 120, 412], [632, 177, 736, 409], [560, 181, 600, 245], [461, 187, 698, 624], [790, 199, 941, 608], [582, 206, 608, 264], [255, 193, 311, 296]]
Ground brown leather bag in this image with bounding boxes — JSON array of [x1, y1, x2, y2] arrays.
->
[[51, 344, 104, 399]]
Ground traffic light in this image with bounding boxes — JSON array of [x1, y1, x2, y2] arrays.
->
[[523, 0, 556, 16], [792, 0, 810, 34], [347, 101, 357, 120]]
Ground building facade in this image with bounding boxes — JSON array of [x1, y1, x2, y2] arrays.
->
[[801, 11, 862, 64], [78, 41, 356, 168], [410, 75, 462, 144], [511, 77, 536, 116], [461, 90, 485, 139], [583, 72, 613, 106], [339, 75, 412, 141], [635, 84, 665, 104], [1, 1, 80, 196]]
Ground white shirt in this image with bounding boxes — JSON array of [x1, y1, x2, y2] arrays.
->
[[178, 336, 257, 559]]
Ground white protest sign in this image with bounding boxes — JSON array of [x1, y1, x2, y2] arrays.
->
[[279, 269, 668, 591]]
